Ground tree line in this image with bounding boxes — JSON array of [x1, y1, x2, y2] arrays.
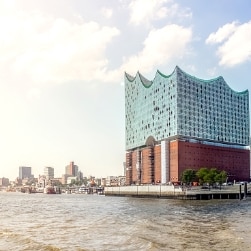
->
[[181, 167, 227, 186]]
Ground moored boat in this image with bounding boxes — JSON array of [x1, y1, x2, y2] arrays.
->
[[44, 186, 55, 194]]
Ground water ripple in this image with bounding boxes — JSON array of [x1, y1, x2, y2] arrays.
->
[[0, 193, 251, 250]]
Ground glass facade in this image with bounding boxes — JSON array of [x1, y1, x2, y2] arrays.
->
[[125, 66, 250, 150]]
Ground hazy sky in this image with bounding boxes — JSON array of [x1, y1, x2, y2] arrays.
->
[[0, 0, 251, 180]]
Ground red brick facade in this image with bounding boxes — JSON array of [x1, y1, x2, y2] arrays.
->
[[126, 140, 250, 185], [170, 140, 250, 182], [131, 151, 137, 183], [125, 152, 132, 185], [154, 145, 161, 183], [141, 147, 154, 184]]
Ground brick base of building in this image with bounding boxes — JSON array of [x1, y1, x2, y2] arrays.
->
[[126, 139, 250, 185]]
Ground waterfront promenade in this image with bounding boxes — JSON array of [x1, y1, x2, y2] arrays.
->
[[104, 184, 251, 200]]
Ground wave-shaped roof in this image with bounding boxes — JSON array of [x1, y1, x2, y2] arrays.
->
[[125, 66, 248, 95]]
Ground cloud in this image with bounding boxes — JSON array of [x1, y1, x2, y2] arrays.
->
[[26, 88, 41, 100], [206, 67, 217, 77], [121, 24, 192, 74], [0, 2, 193, 88], [129, 0, 169, 25], [101, 7, 113, 19], [128, 0, 192, 26], [206, 21, 238, 44], [186, 64, 197, 73], [206, 21, 251, 67], [0, 8, 120, 87]]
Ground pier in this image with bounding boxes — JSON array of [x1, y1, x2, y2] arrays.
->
[[104, 183, 251, 200]]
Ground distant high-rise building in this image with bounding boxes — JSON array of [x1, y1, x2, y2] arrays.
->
[[19, 166, 32, 180], [0, 177, 9, 186], [77, 171, 83, 181], [44, 167, 54, 180], [125, 66, 250, 184], [65, 161, 78, 176]]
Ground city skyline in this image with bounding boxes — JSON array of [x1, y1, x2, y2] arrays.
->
[[0, 0, 251, 180], [3, 162, 94, 182]]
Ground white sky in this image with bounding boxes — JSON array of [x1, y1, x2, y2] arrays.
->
[[0, 0, 251, 180]]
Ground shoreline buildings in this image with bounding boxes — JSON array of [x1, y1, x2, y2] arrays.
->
[[125, 66, 250, 185], [62, 161, 82, 185]]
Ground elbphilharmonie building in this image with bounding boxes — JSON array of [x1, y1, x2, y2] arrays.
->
[[125, 66, 250, 184]]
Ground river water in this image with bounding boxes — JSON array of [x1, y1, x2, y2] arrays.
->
[[0, 192, 251, 251]]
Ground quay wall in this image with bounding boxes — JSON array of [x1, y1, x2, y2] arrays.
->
[[105, 184, 251, 200], [105, 185, 184, 197]]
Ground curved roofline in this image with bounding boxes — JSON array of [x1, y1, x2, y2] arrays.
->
[[175, 66, 248, 95], [156, 69, 173, 78], [138, 72, 152, 88], [175, 65, 222, 83], [125, 66, 249, 94], [125, 71, 153, 88], [124, 72, 136, 82]]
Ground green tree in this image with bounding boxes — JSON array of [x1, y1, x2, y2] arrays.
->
[[70, 179, 76, 186], [215, 170, 227, 185], [208, 168, 218, 185], [196, 167, 228, 188], [181, 169, 196, 184], [196, 167, 209, 184]]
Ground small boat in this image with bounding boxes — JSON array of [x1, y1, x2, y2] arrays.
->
[[44, 186, 56, 194]]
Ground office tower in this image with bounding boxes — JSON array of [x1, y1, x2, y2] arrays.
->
[[65, 161, 78, 176], [125, 66, 250, 184], [0, 177, 9, 186], [44, 167, 54, 180], [19, 166, 32, 179]]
